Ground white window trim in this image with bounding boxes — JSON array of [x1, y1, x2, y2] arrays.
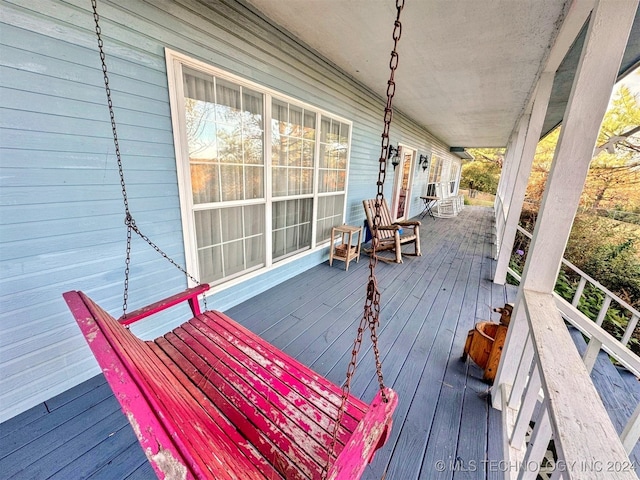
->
[[165, 48, 352, 295]]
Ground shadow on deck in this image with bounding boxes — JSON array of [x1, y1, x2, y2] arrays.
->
[[0, 206, 524, 479]]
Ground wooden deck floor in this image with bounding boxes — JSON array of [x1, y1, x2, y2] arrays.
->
[[0, 206, 531, 478]]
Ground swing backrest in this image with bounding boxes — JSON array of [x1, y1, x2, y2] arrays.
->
[[64, 289, 397, 479]]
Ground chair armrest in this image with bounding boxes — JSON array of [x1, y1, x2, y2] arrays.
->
[[326, 387, 398, 480], [118, 284, 210, 325], [394, 220, 421, 227], [376, 224, 401, 231]]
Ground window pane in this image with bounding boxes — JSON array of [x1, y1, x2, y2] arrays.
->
[[220, 164, 243, 201], [245, 235, 263, 269], [191, 163, 220, 204], [316, 194, 344, 243], [288, 168, 301, 195], [290, 105, 303, 137], [304, 111, 316, 140], [245, 166, 264, 199], [198, 245, 223, 284], [220, 206, 243, 241], [272, 198, 312, 261], [300, 168, 313, 195], [272, 167, 287, 197], [288, 139, 302, 166], [302, 139, 314, 168], [195, 209, 222, 246], [194, 204, 264, 285], [223, 240, 245, 277]]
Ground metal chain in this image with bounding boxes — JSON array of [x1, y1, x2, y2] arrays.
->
[[91, 0, 206, 316], [323, 1, 405, 477]]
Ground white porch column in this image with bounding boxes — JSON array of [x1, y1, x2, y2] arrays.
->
[[494, 136, 513, 214], [494, 72, 554, 285], [493, 0, 638, 406], [501, 116, 529, 217], [494, 135, 516, 255], [494, 121, 528, 259]]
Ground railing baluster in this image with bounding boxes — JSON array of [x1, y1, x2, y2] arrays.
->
[[621, 314, 639, 347], [509, 333, 534, 409], [595, 294, 612, 326], [621, 402, 640, 454], [582, 337, 603, 374], [518, 406, 552, 480], [571, 276, 586, 307], [511, 363, 541, 449]]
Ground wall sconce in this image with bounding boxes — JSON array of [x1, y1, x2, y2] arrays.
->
[[388, 144, 400, 169], [419, 153, 430, 171]]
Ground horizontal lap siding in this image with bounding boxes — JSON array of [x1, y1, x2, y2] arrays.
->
[[0, 0, 458, 422]]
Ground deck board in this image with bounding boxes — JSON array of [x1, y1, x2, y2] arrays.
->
[[1, 206, 635, 479]]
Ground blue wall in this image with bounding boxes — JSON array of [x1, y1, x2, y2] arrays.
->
[[0, 0, 458, 421]]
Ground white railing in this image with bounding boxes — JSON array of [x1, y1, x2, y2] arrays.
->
[[502, 225, 640, 477], [500, 290, 638, 480], [511, 225, 639, 353]]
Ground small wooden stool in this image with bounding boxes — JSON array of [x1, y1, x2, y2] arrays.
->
[[329, 225, 362, 271]]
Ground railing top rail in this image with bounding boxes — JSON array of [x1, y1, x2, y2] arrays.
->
[[555, 294, 640, 377], [522, 289, 636, 479]]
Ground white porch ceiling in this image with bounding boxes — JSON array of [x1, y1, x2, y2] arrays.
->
[[241, 1, 640, 149], [242, 0, 571, 148]]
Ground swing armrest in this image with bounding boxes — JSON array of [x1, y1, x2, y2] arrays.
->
[[118, 284, 210, 325], [327, 387, 398, 480]]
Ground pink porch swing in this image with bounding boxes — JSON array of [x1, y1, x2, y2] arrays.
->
[[63, 1, 407, 478]]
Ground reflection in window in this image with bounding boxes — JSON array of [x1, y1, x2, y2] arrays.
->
[[184, 67, 264, 204]]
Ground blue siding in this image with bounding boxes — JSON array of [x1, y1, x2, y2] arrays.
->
[[0, 0, 460, 421]]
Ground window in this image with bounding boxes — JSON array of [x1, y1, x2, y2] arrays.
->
[[425, 156, 443, 197], [450, 162, 460, 194], [167, 52, 351, 286]]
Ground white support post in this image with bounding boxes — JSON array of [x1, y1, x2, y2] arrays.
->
[[502, 116, 529, 216], [494, 0, 637, 399], [517, 0, 637, 294], [494, 72, 554, 285], [496, 136, 514, 206]]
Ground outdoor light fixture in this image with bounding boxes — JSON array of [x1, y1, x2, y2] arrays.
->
[[419, 153, 430, 171], [388, 144, 400, 169]]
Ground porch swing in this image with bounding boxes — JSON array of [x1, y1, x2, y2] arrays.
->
[[63, 1, 406, 479]]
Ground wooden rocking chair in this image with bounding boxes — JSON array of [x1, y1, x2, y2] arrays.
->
[[362, 199, 421, 263]]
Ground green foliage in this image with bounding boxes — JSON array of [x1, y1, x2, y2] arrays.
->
[[582, 239, 640, 306], [555, 269, 639, 354], [460, 160, 501, 194], [506, 227, 640, 354]]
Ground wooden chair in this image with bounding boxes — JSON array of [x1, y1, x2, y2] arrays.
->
[[362, 199, 421, 263]]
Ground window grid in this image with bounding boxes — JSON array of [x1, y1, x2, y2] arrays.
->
[[173, 55, 350, 286]]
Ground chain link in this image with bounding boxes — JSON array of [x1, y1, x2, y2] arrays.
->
[[91, 0, 206, 316], [323, 1, 405, 477]]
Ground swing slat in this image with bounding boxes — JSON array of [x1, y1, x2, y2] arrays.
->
[[63, 289, 397, 479]]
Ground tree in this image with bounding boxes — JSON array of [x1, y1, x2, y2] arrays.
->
[[583, 85, 640, 212], [460, 148, 505, 194], [525, 83, 640, 212]]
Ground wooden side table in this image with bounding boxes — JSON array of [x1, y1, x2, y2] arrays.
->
[[329, 225, 362, 271]]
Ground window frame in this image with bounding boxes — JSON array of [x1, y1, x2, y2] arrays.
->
[[165, 49, 352, 291]]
